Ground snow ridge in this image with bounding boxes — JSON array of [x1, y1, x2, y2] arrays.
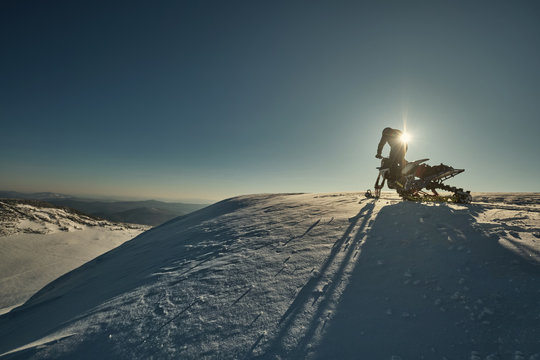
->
[[0, 199, 149, 314], [0, 199, 143, 237], [0, 193, 539, 359]]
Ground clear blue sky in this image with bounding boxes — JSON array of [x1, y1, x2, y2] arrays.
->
[[1, 1, 539, 201]]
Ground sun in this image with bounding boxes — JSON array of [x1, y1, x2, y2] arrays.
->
[[400, 132, 411, 143]]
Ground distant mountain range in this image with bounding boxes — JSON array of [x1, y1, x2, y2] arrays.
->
[[0, 191, 73, 200], [0, 191, 210, 226]]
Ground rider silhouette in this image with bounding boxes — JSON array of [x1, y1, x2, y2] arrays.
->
[[375, 127, 408, 180]]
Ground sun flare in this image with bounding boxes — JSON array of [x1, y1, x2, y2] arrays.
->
[[400, 132, 411, 143]]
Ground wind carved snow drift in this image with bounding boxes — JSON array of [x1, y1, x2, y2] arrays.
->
[[0, 193, 539, 359]]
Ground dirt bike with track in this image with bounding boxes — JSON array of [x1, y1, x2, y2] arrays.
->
[[366, 157, 472, 204]]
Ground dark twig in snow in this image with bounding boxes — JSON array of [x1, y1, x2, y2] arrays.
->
[[232, 286, 253, 305]]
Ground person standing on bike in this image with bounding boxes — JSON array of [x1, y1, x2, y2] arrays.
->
[[375, 127, 408, 180]]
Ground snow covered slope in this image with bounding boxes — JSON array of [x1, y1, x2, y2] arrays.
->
[[0, 200, 149, 314], [0, 193, 538, 359]]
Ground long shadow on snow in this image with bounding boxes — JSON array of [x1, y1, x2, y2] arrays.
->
[[254, 201, 376, 359], [0, 196, 257, 357], [314, 202, 540, 359]]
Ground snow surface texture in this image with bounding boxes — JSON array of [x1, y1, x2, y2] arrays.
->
[[0, 193, 539, 359], [0, 200, 148, 314]]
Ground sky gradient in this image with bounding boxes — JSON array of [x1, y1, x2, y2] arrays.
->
[[1, 1, 539, 201]]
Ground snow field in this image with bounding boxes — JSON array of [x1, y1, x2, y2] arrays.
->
[[0, 200, 148, 313], [0, 193, 538, 359]]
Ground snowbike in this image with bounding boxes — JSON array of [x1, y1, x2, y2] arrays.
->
[[367, 157, 472, 204]]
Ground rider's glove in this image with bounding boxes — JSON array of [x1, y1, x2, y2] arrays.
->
[[375, 154, 382, 159]]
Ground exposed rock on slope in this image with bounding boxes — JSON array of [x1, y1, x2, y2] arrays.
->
[[0, 199, 143, 237]]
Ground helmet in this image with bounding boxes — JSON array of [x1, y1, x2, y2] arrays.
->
[[382, 127, 401, 137]]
